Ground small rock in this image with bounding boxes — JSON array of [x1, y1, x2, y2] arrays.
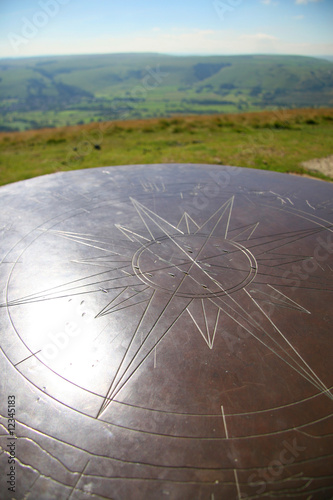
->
[[301, 155, 333, 178]]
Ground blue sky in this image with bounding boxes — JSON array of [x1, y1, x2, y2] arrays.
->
[[0, 0, 332, 59]]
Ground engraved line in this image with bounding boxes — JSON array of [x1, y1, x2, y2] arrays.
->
[[245, 225, 329, 245], [245, 290, 332, 399], [229, 222, 259, 241], [253, 228, 325, 256], [115, 224, 150, 243], [0, 434, 81, 474], [295, 429, 333, 439], [249, 287, 307, 312], [68, 460, 90, 500], [112, 384, 332, 416], [50, 230, 120, 246], [267, 285, 311, 314], [186, 214, 190, 234], [194, 197, 234, 235], [207, 286, 326, 392], [224, 197, 234, 238], [247, 222, 259, 240], [234, 469, 242, 500], [107, 265, 194, 399], [202, 299, 211, 347], [187, 308, 212, 349], [77, 473, 239, 485], [14, 350, 42, 367], [98, 297, 152, 317], [212, 307, 221, 348], [0, 447, 107, 500], [3, 266, 132, 306], [130, 197, 184, 238], [51, 233, 120, 254], [107, 298, 193, 403], [131, 198, 156, 240], [233, 292, 325, 391], [254, 281, 333, 292], [221, 405, 229, 439], [96, 286, 150, 318], [208, 296, 327, 394], [2, 415, 333, 467], [95, 287, 128, 317], [97, 290, 157, 417], [186, 213, 200, 231]]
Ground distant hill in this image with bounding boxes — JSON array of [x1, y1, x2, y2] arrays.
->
[[0, 53, 333, 131], [319, 56, 333, 62]]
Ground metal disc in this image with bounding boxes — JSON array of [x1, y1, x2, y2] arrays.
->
[[0, 164, 332, 499]]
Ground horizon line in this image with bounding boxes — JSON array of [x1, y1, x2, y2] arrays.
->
[[1, 51, 333, 61]]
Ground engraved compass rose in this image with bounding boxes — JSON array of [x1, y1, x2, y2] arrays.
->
[[2, 190, 332, 421], [1, 165, 333, 499]]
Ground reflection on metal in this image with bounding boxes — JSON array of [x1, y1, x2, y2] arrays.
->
[[0, 164, 332, 499]]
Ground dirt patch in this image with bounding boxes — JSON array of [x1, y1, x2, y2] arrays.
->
[[289, 172, 324, 181], [301, 155, 333, 178]]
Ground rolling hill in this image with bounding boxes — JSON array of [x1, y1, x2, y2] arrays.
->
[[0, 53, 333, 131]]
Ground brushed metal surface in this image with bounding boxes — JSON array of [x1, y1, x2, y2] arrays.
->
[[0, 164, 332, 499]]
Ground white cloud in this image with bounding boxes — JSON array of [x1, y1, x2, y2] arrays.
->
[[295, 0, 322, 5], [294, 14, 305, 19], [261, 0, 279, 5], [241, 33, 278, 41], [1, 28, 332, 59]]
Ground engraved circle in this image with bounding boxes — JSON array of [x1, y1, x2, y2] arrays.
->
[[132, 234, 257, 298]]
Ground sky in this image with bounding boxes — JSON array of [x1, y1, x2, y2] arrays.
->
[[0, 0, 332, 59]]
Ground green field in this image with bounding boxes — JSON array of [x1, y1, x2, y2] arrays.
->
[[1, 53, 333, 131], [0, 108, 332, 186]]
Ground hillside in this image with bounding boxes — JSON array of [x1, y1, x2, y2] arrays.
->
[[0, 108, 332, 186], [0, 53, 333, 131]]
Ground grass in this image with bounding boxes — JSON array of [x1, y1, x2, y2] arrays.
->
[[0, 108, 332, 186]]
